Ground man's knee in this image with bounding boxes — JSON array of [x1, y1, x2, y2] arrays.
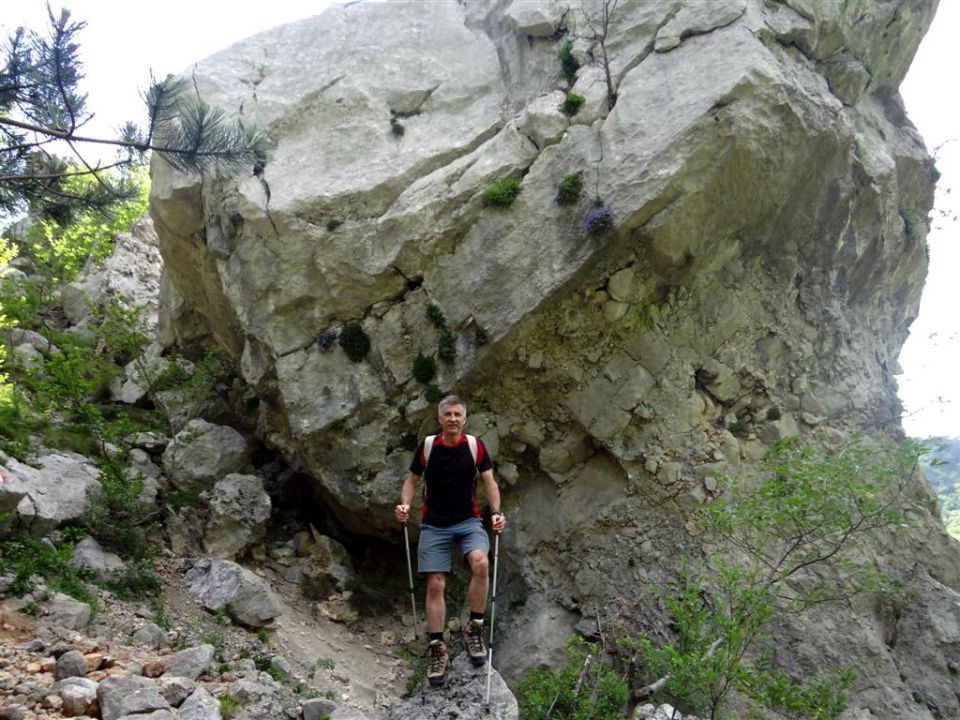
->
[[467, 551, 489, 576], [427, 573, 446, 597]]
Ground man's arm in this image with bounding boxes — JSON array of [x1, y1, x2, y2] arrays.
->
[[480, 468, 506, 533], [395, 472, 420, 524]]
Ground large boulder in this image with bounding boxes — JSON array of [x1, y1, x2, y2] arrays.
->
[[203, 473, 271, 559], [1, 451, 102, 535], [183, 557, 281, 627], [97, 675, 170, 720], [60, 215, 163, 332], [149, 1, 954, 715], [161, 419, 249, 491]]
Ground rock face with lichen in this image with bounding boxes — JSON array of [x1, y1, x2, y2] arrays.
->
[[150, 1, 956, 716]]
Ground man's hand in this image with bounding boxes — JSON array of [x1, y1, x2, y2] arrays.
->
[[395, 503, 410, 524], [491, 511, 506, 534]]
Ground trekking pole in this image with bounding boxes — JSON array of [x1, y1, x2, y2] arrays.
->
[[403, 523, 419, 638], [403, 522, 426, 704], [484, 532, 501, 714]]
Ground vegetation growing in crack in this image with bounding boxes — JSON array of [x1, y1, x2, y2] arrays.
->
[[557, 41, 581, 84], [556, 173, 583, 206], [483, 178, 522, 208], [338, 321, 370, 362], [560, 92, 586, 117], [412, 352, 437, 384], [584, 201, 614, 233]]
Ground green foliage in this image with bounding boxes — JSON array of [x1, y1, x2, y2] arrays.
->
[[899, 207, 918, 243], [412, 352, 437, 384], [16, 168, 149, 289], [82, 461, 154, 562], [0, 535, 100, 612], [425, 384, 443, 403], [483, 178, 522, 208], [628, 438, 917, 718], [921, 436, 960, 538], [219, 694, 240, 720], [556, 173, 583, 206], [254, 654, 286, 682], [437, 330, 457, 363], [426, 303, 446, 329], [1, 9, 268, 222], [103, 559, 162, 600], [728, 418, 750, 438], [338, 321, 370, 362], [557, 41, 580, 84], [765, 406, 782, 421], [516, 636, 627, 720], [560, 92, 586, 117], [315, 657, 336, 671]]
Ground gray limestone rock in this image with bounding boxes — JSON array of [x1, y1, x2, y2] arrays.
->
[[183, 558, 281, 627], [56, 676, 99, 717], [203, 473, 271, 559], [2, 451, 101, 535], [43, 593, 92, 631], [97, 675, 170, 720], [161, 644, 215, 681], [385, 654, 517, 720], [60, 216, 162, 332], [162, 419, 249, 492], [177, 686, 220, 720], [298, 534, 356, 600], [157, 675, 196, 707], [54, 650, 88, 680], [146, 0, 952, 715], [71, 536, 125, 580], [303, 697, 338, 720], [132, 622, 169, 649]]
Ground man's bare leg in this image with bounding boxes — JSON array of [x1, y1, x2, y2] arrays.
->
[[425, 572, 447, 633], [465, 549, 490, 615]]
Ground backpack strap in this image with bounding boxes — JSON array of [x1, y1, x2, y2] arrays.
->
[[423, 433, 479, 468]]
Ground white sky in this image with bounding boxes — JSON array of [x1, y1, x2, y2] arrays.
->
[[1, 0, 957, 439]]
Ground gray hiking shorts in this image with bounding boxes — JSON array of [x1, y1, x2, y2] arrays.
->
[[418, 517, 489, 574]]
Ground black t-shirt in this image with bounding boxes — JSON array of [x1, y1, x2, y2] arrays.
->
[[409, 434, 493, 527]]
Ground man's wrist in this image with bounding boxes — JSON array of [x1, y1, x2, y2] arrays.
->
[[491, 510, 503, 517]]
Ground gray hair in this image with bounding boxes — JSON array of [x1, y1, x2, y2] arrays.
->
[[438, 394, 467, 416]]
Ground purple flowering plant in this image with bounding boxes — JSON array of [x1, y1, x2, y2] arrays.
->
[[584, 203, 614, 233]]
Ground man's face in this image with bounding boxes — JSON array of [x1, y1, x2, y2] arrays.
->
[[439, 403, 466, 434]]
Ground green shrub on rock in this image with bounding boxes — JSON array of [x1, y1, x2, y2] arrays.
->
[[560, 92, 585, 117], [558, 41, 580, 84], [483, 178, 521, 208], [412, 352, 437, 384], [338, 321, 370, 362], [556, 173, 582, 206]]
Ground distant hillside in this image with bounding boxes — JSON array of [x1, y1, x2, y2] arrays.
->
[[922, 436, 960, 538]]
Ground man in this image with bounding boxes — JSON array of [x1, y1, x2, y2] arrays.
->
[[395, 395, 506, 687]]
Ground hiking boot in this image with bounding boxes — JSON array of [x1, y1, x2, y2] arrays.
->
[[427, 639, 449, 686], [464, 619, 487, 666]]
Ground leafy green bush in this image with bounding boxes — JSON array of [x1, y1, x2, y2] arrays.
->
[[556, 173, 582, 206], [557, 41, 580, 84], [425, 384, 443, 403], [627, 438, 919, 718], [483, 178, 522, 208], [0, 535, 100, 612], [103, 559, 162, 600], [83, 462, 154, 561], [412, 352, 437, 383], [516, 636, 627, 720], [560, 92, 585, 117], [219, 695, 240, 719], [426, 303, 446, 329], [338, 321, 370, 362], [765, 406, 782, 421], [437, 330, 457, 363]]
